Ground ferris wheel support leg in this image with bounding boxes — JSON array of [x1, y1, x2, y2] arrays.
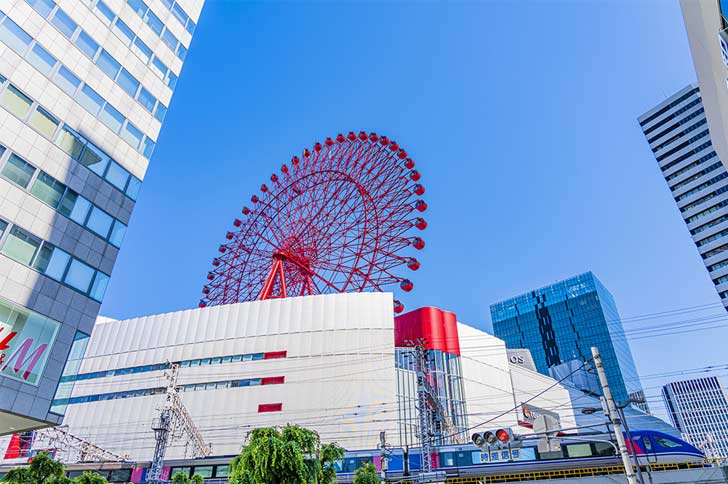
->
[[259, 258, 286, 300]]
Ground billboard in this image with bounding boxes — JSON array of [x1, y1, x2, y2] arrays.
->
[[0, 298, 60, 385], [519, 402, 561, 427]]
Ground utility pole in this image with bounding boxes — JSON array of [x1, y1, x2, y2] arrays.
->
[[591, 347, 638, 484], [378, 431, 389, 480], [617, 404, 647, 484], [148, 363, 211, 484]]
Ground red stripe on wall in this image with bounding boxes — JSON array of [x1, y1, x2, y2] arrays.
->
[[264, 351, 287, 360], [3, 433, 20, 459], [258, 403, 283, 412], [261, 376, 285, 385]]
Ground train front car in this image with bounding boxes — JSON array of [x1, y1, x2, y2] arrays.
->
[[628, 430, 705, 464]]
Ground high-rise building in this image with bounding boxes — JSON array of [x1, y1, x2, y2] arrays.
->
[[680, 0, 728, 171], [0, 0, 203, 434], [662, 376, 728, 459], [638, 86, 728, 311], [490, 272, 648, 412]]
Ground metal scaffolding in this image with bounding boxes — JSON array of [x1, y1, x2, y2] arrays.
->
[[147, 363, 211, 484]]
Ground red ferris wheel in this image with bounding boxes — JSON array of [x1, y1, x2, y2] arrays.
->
[[200, 131, 427, 314]]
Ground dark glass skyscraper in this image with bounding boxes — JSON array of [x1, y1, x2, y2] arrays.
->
[[490, 272, 648, 412]]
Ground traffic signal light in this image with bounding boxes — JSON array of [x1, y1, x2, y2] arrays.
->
[[471, 428, 520, 449]]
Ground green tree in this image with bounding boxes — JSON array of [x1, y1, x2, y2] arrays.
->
[[170, 472, 205, 484], [1, 468, 34, 484], [170, 472, 190, 484], [229, 425, 344, 484], [1, 453, 65, 484], [353, 462, 379, 484], [73, 472, 107, 484]]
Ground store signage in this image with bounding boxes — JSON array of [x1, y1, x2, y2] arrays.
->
[[506, 349, 537, 371], [0, 299, 60, 385], [520, 403, 561, 426]]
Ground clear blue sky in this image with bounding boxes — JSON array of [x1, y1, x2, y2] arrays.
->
[[101, 0, 728, 419]]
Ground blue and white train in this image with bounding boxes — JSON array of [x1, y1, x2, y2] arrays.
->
[[0, 430, 706, 483]]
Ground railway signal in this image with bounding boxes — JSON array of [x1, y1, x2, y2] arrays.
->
[[471, 427, 521, 450]]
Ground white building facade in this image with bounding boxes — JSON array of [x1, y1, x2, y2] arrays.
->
[[639, 86, 728, 311], [662, 376, 728, 460], [0, 0, 204, 434]]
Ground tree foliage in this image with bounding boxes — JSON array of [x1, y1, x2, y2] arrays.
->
[[353, 462, 379, 484], [1, 453, 107, 484], [229, 425, 344, 484], [74, 473, 107, 484], [171, 473, 204, 484]]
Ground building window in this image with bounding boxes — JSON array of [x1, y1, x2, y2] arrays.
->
[[96, 50, 121, 79], [137, 87, 156, 112], [78, 142, 110, 177], [122, 122, 143, 149], [2, 226, 40, 265], [64, 258, 95, 293], [105, 162, 129, 191], [2, 154, 36, 188], [99, 104, 124, 134], [89, 272, 110, 301], [27, 0, 55, 18], [44, 247, 70, 281], [112, 18, 134, 46], [75, 31, 99, 59], [26, 44, 56, 76], [50, 9, 77, 38], [109, 221, 126, 247], [117, 69, 140, 97], [29, 106, 60, 139], [76, 85, 104, 116], [132, 38, 152, 63], [86, 207, 113, 238], [30, 172, 65, 208], [53, 66, 81, 96], [0, 18, 32, 54], [0, 85, 33, 119]]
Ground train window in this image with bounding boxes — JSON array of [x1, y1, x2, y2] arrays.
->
[[440, 452, 454, 467], [171, 467, 191, 478], [67, 471, 85, 479], [214, 465, 229, 478], [471, 451, 483, 464], [593, 442, 615, 457], [565, 443, 593, 458], [642, 437, 653, 451], [654, 436, 681, 448], [515, 447, 536, 461], [193, 466, 213, 478], [109, 469, 131, 482]]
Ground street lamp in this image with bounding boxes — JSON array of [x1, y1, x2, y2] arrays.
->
[[581, 398, 647, 484]]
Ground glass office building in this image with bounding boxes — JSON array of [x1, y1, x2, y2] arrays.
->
[[662, 376, 728, 460], [490, 272, 648, 412], [0, 0, 204, 434]]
